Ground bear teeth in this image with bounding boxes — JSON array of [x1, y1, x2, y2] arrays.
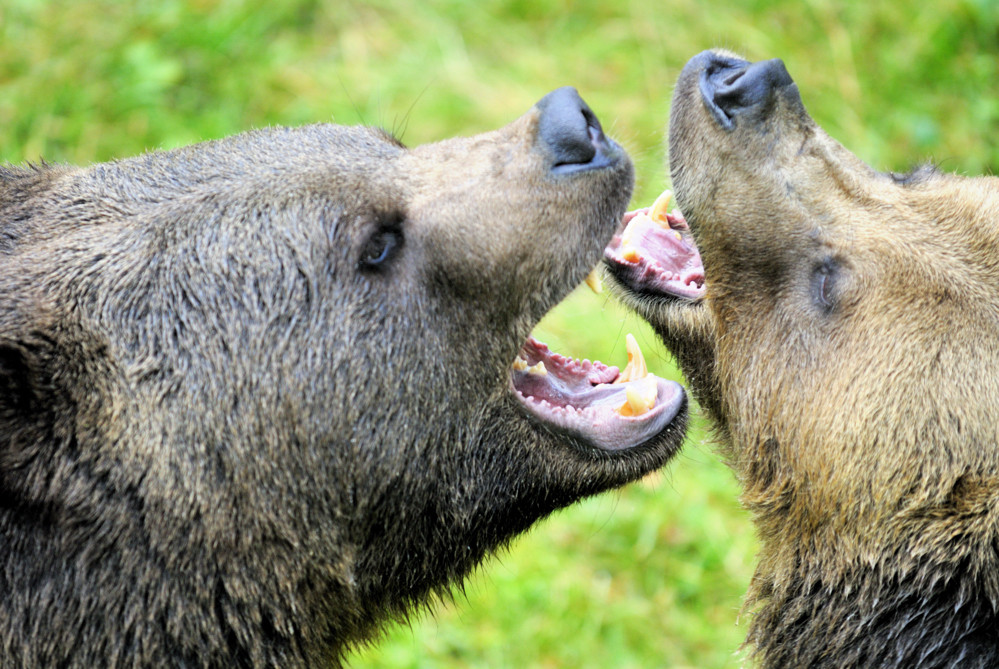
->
[[585, 267, 603, 294], [648, 189, 673, 225], [619, 377, 658, 417], [615, 333, 649, 383], [527, 361, 547, 376], [614, 334, 657, 416], [512, 335, 662, 418]]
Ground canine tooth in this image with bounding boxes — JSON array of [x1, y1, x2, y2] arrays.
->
[[619, 211, 651, 262], [585, 267, 603, 294], [621, 246, 641, 263], [527, 361, 547, 376], [616, 333, 649, 383], [512, 357, 528, 372], [620, 213, 645, 247], [619, 377, 658, 416], [649, 190, 672, 225]]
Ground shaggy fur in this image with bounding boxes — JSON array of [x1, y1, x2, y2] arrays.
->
[[0, 90, 686, 666], [609, 50, 999, 667]]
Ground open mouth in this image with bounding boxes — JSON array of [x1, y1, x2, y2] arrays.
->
[[510, 330, 685, 452], [603, 191, 706, 301]]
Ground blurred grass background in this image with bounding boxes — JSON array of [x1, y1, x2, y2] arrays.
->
[[2, 1, 997, 667]]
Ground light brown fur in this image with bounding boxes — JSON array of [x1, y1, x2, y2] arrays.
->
[[610, 50, 999, 666]]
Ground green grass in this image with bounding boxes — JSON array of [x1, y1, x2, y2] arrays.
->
[[2, 1, 997, 666], [349, 294, 755, 669]]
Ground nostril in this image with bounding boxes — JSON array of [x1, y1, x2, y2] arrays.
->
[[535, 86, 603, 170], [699, 55, 794, 130], [714, 58, 791, 111], [722, 70, 746, 87]]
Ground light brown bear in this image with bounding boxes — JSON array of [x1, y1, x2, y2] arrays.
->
[[0, 88, 688, 667], [606, 51, 999, 667]]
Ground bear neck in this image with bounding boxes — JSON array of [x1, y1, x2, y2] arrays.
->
[[745, 549, 999, 668]]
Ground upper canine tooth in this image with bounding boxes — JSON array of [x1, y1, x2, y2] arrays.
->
[[620, 214, 643, 247], [585, 267, 603, 294], [616, 333, 649, 383], [649, 189, 672, 226]]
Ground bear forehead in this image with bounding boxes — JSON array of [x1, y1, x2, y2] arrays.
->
[[101, 124, 407, 194]]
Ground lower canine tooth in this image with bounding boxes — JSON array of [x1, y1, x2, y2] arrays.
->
[[619, 377, 658, 416], [585, 267, 603, 294], [621, 246, 641, 263]]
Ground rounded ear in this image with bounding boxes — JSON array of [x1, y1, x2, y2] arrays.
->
[[0, 336, 60, 471], [0, 340, 43, 412]]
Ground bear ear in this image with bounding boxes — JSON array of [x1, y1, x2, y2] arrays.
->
[[0, 337, 60, 470], [0, 340, 43, 408]]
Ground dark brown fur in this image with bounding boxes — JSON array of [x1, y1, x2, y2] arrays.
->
[[0, 91, 686, 666], [610, 51, 999, 667]]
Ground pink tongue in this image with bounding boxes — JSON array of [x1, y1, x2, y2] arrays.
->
[[605, 208, 706, 299], [626, 215, 703, 279], [631, 217, 696, 266]]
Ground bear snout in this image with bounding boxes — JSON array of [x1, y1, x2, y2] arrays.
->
[[535, 86, 620, 174], [690, 50, 796, 131]]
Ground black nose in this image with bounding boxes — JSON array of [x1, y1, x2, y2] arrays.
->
[[694, 52, 795, 130], [535, 87, 613, 173]]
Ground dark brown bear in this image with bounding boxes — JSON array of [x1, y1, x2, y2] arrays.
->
[[606, 51, 999, 667], [0, 87, 688, 667]]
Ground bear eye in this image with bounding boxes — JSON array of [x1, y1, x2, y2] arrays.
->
[[359, 213, 404, 270], [811, 258, 839, 314]]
